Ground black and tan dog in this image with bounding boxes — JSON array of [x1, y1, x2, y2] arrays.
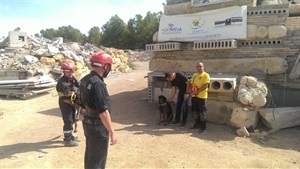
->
[[158, 95, 173, 126]]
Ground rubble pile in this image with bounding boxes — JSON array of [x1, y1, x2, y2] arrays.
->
[[0, 35, 151, 99]]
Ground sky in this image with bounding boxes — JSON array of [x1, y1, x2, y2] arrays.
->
[[0, 0, 165, 37]]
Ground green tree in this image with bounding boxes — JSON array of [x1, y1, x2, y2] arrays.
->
[[40, 25, 85, 43], [127, 14, 143, 49], [57, 25, 84, 43], [126, 12, 160, 49], [40, 28, 58, 39], [87, 26, 102, 47], [137, 12, 160, 49], [101, 15, 129, 49]]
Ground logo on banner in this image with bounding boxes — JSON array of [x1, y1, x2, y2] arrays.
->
[[214, 17, 243, 28], [191, 17, 205, 30], [161, 23, 182, 34]]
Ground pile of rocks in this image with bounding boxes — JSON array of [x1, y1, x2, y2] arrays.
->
[[0, 35, 152, 98]]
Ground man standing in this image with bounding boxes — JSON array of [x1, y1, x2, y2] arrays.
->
[[79, 52, 117, 169], [56, 62, 79, 147], [165, 72, 190, 127], [189, 62, 210, 134]]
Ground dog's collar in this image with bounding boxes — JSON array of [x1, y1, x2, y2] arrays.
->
[[159, 103, 167, 106]]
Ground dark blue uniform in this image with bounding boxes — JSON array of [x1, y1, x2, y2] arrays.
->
[[56, 75, 79, 142], [171, 72, 189, 125], [79, 71, 110, 169]]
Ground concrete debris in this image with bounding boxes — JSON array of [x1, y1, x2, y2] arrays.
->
[[0, 31, 153, 99], [259, 107, 300, 133], [236, 126, 250, 137], [237, 76, 268, 107], [0, 75, 56, 99], [289, 54, 300, 79], [230, 107, 260, 129]]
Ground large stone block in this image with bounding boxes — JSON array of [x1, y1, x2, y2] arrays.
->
[[149, 57, 288, 75], [256, 26, 268, 39], [230, 107, 259, 129], [259, 107, 300, 132], [40, 57, 56, 65], [206, 100, 233, 125], [247, 25, 257, 39], [164, 0, 253, 15], [261, 0, 283, 6], [268, 25, 287, 39], [289, 54, 300, 79]]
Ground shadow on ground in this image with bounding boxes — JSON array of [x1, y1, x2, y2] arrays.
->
[[0, 136, 64, 160], [110, 88, 300, 152]]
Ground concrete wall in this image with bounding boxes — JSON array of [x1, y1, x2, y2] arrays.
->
[[164, 0, 254, 15], [150, 3, 300, 107], [8, 31, 28, 48]]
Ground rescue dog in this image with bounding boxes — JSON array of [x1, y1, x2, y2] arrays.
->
[[72, 89, 86, 133], [158, 95, 173, 126]]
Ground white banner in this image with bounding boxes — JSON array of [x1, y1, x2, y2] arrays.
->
[[191, 0, 233, 6], [157, 6, 247, 42]]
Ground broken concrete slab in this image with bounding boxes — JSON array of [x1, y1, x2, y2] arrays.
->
[[289, 54, 300, 79], [0, 75, 56, 99], [230, 107, 260, 129], [149, 57, 288, 75], [259, 107, 300, 133]]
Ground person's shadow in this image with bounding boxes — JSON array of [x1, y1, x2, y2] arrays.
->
[[0, 136, 63, 160]]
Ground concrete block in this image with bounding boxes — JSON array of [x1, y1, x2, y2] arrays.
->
[[256, 26, 268, 39], [268, 25, 287, 39], [209, 77, 237, 93], [259, 107, 300, 133], [149, 57, 288, 75], [289, 54, 300, 79], [230, 107, 259, 129], [247, 25, 258, 39], [8, 31, 28, 48], [206, 100, 233, 125]]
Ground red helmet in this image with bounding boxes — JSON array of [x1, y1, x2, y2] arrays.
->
[[90, 52, 113, 67], [90, 52, 113, 78], [61, 62, 75, 73]]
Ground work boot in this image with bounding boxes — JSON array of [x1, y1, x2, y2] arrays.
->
[[189, 123, 200, 129], [170, 121, 180, 125], [198, 129, 206, 135], [189, 119, 200, 129], [71, 135, 80, 142], [180, 122, 186, 127], [65, 140, 79, 147]]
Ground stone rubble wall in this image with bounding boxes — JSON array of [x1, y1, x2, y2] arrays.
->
[[150, 3, 300, 89], [150, 0, 300, 130], [164, 0, 254, 15]]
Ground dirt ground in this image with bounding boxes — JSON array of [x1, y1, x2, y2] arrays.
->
[[0, 61, 299, 169]]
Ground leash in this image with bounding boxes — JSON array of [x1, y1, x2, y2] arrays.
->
[[70, 91, 76, 104]]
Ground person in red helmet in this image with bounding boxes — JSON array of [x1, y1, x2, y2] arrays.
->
[[79, 52, 117, 169], [56, 62, 80, 147]]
